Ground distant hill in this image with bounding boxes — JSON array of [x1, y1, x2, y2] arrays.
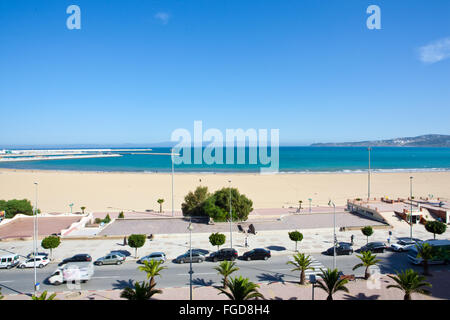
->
[[310, 134, 450, 147]]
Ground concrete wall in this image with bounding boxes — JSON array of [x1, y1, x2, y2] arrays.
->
[[346, 200, 388, 225]]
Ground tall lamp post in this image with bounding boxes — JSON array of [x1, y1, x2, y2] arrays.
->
[[308, 198, 312, 214], [228, 180, 232, 248], [187, 219, 194, 300], [171, 148, 175, 217], [328, 200, 336, 269], [69, 203, 73, 215], [33, 182, 39, 294], [368, 147, 371, 201], [410, 176, 413, 241]]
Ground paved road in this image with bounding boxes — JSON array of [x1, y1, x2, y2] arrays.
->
[[1, 251, 447, 295]]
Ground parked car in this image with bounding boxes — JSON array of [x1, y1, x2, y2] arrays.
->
[[27, 252, 49, 259], [359, 242, 387, 253], [94, 254, 125, 266], [175, 252, 205, 264], [59, 254, 92, 266], [323, 242, 354, 256], [242, 248, 271, 261], [109, 251, 129, 259], [185, 248, 209, 256], [391, 239, 421, 252], [139, 252, 166, 264], [19, 256, 50, 269], [0, 254, 20, 269], [208, 248, 238, 262]]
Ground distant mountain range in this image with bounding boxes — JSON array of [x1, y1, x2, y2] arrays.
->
[[311, 134, 450, 147]]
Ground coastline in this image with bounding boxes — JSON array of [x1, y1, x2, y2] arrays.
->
[[1, 167, 449, 175], [1, 168, 449, 213]]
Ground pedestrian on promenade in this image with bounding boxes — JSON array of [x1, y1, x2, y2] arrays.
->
[[245, 236, 248, 247], [350, 234, 354, 246]]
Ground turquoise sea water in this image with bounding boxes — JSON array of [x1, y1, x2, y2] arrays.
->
[[1, 147, 450, 173]]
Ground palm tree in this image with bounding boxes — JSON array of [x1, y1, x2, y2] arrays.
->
[[387, 269, 432, 300], [286, 253, 315, 285], [31, 290, 57, 300], [416, 243, 434, 276], [352, 250, 381, 280], [217, 276, 264, 300], [120, 280, 162, 300], [138, 259, 167, 285], [157, 199, 164, 213], [315, 268, 349, 300], [214, 260, 239, 288]]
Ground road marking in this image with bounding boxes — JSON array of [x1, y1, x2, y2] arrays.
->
[[91, 276, 121, 279], [0, 280, 14, 283], [175, 272, 216, 276]]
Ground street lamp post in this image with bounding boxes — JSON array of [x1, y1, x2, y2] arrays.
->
[[410, 176, 413, 241], [228, 180, 232, 248], [187, 218, 194, 300], [171, 148, 174, 218], [33, 182, 38, 294], [328, 200, 336, 269], [69, 203, 73, 215], [368, 147, 371, 201], [308, 198, 312, 214]]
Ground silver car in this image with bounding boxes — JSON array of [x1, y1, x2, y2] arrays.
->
[[391, 239, 421, 252], [139, 252, 166, 264], [94, 254, 125, 266]]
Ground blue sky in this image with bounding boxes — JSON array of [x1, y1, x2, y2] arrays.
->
[[0, 0, 449, 146]]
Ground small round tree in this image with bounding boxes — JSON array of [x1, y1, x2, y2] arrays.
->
[[80, 206, 86, 214], [128, 234, 147, 258], [209, 232, 226, 251], [157, 199, 164, 213], [118, 211, 125, 219], [288, 231, 303, 252], [425, 221, 447, 239], [41, 236, 61, 260], [361, 226, 374, 244]]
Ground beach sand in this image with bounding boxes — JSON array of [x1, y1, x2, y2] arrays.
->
[[0, 169, 449, 213]]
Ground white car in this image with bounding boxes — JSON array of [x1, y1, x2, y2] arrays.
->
[[19, 256, 50, 269], [391, 239, 421, 252]]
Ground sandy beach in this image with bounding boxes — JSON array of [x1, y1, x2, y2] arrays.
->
[[0, 169, 449, 213]]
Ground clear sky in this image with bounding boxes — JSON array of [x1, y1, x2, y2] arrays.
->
[[0, 0, 449, 146]]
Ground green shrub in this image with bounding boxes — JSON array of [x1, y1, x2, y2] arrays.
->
[[41, 236, 61, 259], [182, 186, 211, 217], [181, 186, 253, 222], [128, 234, 147, 258], [361, 226, 374, 244], [288, 231, 303, 251], [209, 232, 226, 250], [103, 214, 111, 223], [425, 221, 447, 239], [118, 211, 125, 219], [0, 199, 35, 218]]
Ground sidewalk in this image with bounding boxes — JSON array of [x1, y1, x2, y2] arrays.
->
[[0, 222, 448, 264], [4, 272, 448, 300]]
